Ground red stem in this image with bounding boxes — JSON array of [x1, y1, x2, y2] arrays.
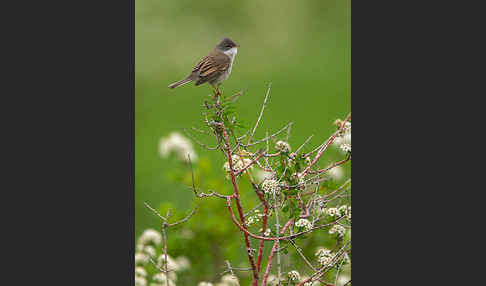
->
[[261, 219, 294, 286], [301, 112, 351, 177], [220, 122, 260, 285]]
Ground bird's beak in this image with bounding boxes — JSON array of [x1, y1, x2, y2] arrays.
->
[[236, 43, 240, 47]]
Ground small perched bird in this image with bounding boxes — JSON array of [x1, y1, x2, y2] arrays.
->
[[168, 38, 239, 95]]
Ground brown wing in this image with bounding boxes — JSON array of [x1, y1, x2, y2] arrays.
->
[[192, 50, 230, 86]]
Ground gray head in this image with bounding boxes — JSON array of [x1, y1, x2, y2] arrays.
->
[[216, 38, 239, 51]]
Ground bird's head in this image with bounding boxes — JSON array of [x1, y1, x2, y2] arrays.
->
[[217, 38, 239, 51]]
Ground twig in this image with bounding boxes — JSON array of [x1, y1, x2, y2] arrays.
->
[[183, 128, 220, 150], [244, 122, 293, 147], [291, 135, 314, 157], [144, 202, 167, 222], [225, 260, 241, 286], [248, 83, 272, 144], [289, 239, 317, 272], [162, 227, 169, 286]]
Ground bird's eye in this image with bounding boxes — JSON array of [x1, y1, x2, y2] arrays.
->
[[226, 44, 232, 48]]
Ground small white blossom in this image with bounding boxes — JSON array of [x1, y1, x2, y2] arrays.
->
[[338, 205, 348, 215], [264, 228, 271, 237], [295, 218, 313, 231], [138, 229, 162, 246], [246, 215, 260, 226], [315, 247, 335, 267], [329, 224, 346, 237], [157, 254, 180, 272], [223, 154, 250, 178], [261, 179, 280, 195], [159, 132, 198, 162], [175, 256, 191, 271], [275, 141, 291, 152], [135, 266, 147, 277], [305, 156, 312, 165], [142, 245, 156, 258], [337, 275, 351, 286], [135, 252, 149, 265], [198, 282, 214, 286], [267, 275, 279, 286], [326, 208, 341, 217], [135, 276, 147, 286], [152, 273, 176, 286], [242, 157, 253, 168], [221, 274, 239, 285], [288, 270, 301, 282], [339, 144, 351, 153], [333, 120, 351, 149], [327, 166, 344, 180], [259, 227, 272, 236]]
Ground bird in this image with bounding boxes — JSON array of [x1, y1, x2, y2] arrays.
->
[[168, 38, 239, 96]]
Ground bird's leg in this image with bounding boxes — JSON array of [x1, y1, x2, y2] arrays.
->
[[211, 84, 221, 103]]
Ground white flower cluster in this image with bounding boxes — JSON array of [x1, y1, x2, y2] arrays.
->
[[266, 275, 279, 286], [327, 166, 344, 180], [135, 266, 147, 286], [339, 143, 351, 153], [333, 120, 351, 153], [264, 228, 272, 237], [220, 274, 239, 286], [336, 274, 351, 286], [223, 154, 253, 178], [288, 270, 301, 282], [329, 224, 346, 237], [338, 205, 351, 220], [152, 273, 176, 286], [159, 132, 198, 162], [275, 140, 291, 152], [261, 179, 280, 195], [135, 228, 192, 286], [139, 229, 162, 246], [157, 254, 181, 272], [246, 209, 265, 226], [135, 276, 147, 286], [326, 207, 341, 217], [198, 274, 239, 286], [315, 247, 335, 267], [175, 256, 191, 271], [135, 229, 161, 266], [305, 156, 312, 165], [295, 218, 313, 231]]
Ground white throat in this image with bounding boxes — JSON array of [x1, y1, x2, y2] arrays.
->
[[224, 47, 238, 63]]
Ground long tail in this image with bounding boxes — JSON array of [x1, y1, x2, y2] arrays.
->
[[168, 77, 193, 89]]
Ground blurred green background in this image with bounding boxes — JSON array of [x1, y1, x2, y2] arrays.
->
[[136, 0, 350, 283]]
